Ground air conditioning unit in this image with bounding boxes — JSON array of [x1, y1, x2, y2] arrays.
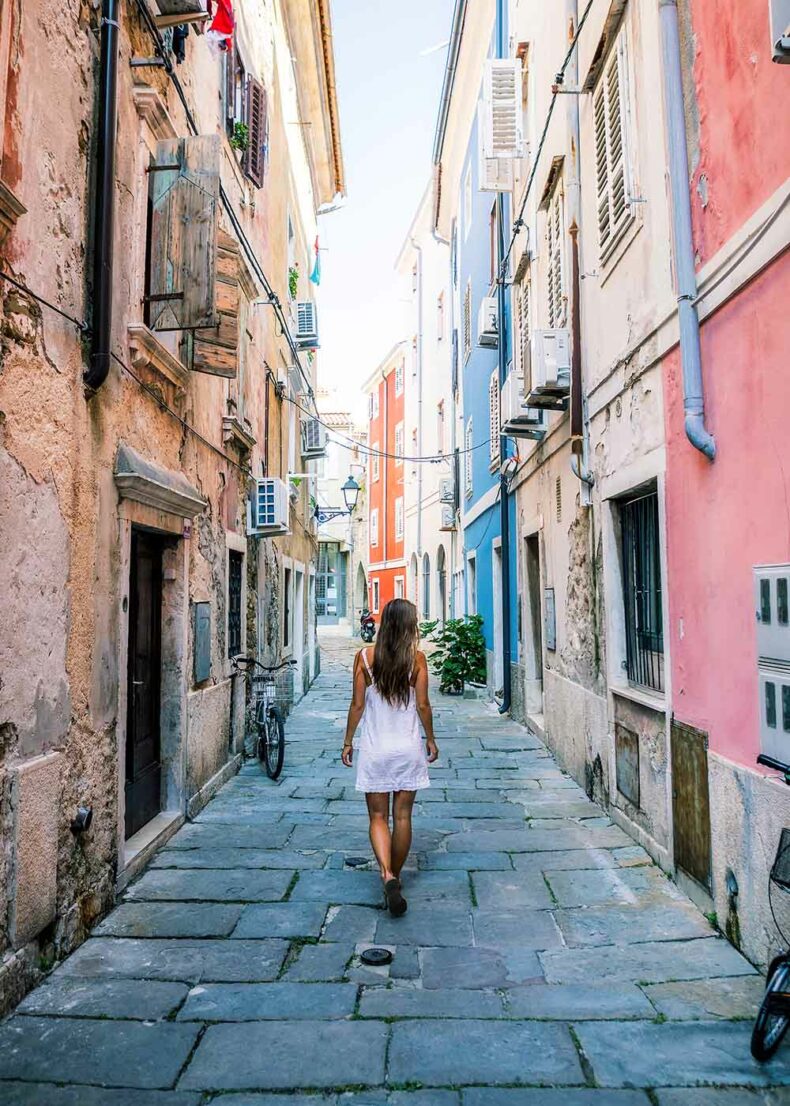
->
[[295, 301, 318, 348], [247, 478, 290, 536], [439, 477, 455, 504], [527, 329, 571, 396], [477, 296, 499, 348], [439, 504, 456, 531], [501, 371, 546, 440], [770, 0, 790, 62], [301, 417, 327, 458]]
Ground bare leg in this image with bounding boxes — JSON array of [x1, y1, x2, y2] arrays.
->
[[365, 792, 394, 882], [391, 790, 416, 880]]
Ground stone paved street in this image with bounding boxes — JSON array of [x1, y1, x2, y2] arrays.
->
[[2, 633, 790, 1103]]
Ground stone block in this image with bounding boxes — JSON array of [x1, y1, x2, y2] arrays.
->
[[283, 941, 354, 981], [644, 975, 766, 1020], [125, 868, 293, 902], [555, 902, 712, 947], [359, 986, 504, 1018], [540, 937, 756, 986], [420, 946, 509, 989], [151, 847, 325, 869], [375, 902, 474, 947], [0, 1087, 202, 1106], [506, 982, 654, 1020], [95, 901, 243, 938], [462, 1092, 650, 1106], [17, 977, 188, 1020], [165, 821, 293, 849], [420, 851, 514, 870], [472, 909, 563, 950], [177, 981, 357, 1020], [232, 902, 327, 938], [472, 871, 553, 910], [321, 905, 380, 942], [545, 867, 684, 909], [12, 752, 61, 945], [58, 936, 288, 982]]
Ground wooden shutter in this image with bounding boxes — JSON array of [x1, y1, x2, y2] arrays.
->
[[147, 135, 220, 332], [192, 229, 240, 377], [547, 185, 565, 328], [482, 59, 523, 159], [478, 101, 515, 194], [595, 36, 632, 259], [489, 372, 501, 465], [244, 77, 267, 188], [463, 281, 472, 358], [517, 277, 531, 389]]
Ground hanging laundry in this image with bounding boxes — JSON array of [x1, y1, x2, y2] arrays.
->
[[172, 23, 188, 64], [309, 236, 321, 285], [206, 0, 234, 53]]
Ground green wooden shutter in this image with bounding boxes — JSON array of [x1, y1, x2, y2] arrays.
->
[[147, 135, 220, 332]]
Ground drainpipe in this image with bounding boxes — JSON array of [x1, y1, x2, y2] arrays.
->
[[85, 0, 120, 392], [658, 0, 715, 460], [496, 0, 512, 715], [411, 239, 424, 585], [566, 0, 595, 496]]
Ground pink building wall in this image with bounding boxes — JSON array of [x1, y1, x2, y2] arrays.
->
[[664, 0, 790, 767]]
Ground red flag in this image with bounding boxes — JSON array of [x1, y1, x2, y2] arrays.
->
[[206, 0, 234, 53]]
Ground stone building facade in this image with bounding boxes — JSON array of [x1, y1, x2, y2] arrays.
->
[[0, 0, 342, 1012]]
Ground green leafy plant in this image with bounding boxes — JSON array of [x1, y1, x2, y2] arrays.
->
[[230, 121, 249, 152], [288, 264, 299, 300], [420, 615, 487, 694]]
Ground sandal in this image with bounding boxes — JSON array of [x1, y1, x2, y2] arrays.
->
[[384, 878, 407, 917]]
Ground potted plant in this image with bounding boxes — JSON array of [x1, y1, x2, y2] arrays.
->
[[420, 615, 487, 695], [230, 122, 249, 153], [288, 264, 299, 301]]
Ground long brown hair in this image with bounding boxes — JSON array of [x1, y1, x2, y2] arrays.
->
[[372, 598, 418, 707]]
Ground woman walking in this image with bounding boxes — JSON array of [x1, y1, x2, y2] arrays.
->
[[341, 598, 439, 915]]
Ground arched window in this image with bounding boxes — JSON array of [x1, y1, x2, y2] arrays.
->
[[437, 545, 447, 624], [422, 552, 431, 620]]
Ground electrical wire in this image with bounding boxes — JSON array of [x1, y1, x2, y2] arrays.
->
[[499, 0, 595, 282], [466, 485, 502, 552], [0, 269, 89, 333]]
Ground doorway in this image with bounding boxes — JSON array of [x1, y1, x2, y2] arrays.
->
[[492, 542, 504, 695], [294, 567, 305, 697], [125, 529, 164, 839], [523, 534, 544, 720]]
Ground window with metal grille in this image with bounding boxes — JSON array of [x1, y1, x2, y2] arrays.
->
[[395, 362, 404, 396], [372, 578, 380, 613], [463, 280, 472, 360], [395, 497, 404, 541], [228, 551, 243, 657], [371, 446, 380, 482], [489, 372, 501, 467], [594, 32, 633, 261], [394, 422, 404, 466], [370, 508, 379, 547], [546, 182, 566, 328], [621, 490, 664, 693], [464, 418, 473, 497]]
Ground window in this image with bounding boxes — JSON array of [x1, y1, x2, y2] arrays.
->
[[437, 400, 445, 456], [371, 446, 380, 482], [283, 566, 292, 650], [463, 279, 472, 361], [394, 422, 404, 466], [464, 418, 473, 497], [228, 550, 243, 657], [437, 293, 445, 341], [489, 202, 497, 284], [422, 553, 431, 619], [395, 576, 405, 600], [395, 362, 404, 396], [373, 390, 380, 418], [463, 162, 472, 239], [594, 31, 633, 261], [621, 490, 664, 693], [287, 214, 296, 298], [372, 578, 380, 613], [368, 394, 374, 420], [370, 508, 379, 547], [451, 328, 459, 393], [412, 263, 418, 293], [489, 371, 501, 467], [516, 276, 531, 383], [451, 221, 458, 288], [467, 554, 477, 615], [411, 337, 418, 377], [546, 181, 566, 328], [395, 497, 404, 541]]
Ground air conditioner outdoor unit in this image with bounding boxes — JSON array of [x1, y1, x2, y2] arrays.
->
[[477, 296, 499, 348], [770, 0, 790, 62], [439, 477, 455, 504], [247, 478, 290, 536], [439, 504, 456, 531], [295, 301, 318, 348], [527, 329, 571, 396], [301, 417, 327, 458], [500, 371, 546, 440]]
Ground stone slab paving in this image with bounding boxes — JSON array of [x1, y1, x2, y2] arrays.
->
[[3, 631, 790, 1103]]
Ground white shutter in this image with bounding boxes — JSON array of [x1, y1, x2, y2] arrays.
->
[[595, 35, 634, 260], [478, 102, 515, 194], [464, 419, 473, 496], [482, 59, 523, 159], [515, 277, 531, 391], [547, 184, 565, 328], [489, 372, 501, 466], [463, 280, 472, 359]]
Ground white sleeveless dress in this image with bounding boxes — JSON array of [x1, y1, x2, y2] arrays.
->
[[355, 649, 430, 794]]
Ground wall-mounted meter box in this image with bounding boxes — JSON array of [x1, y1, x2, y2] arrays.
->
[[755, 564, 790, 773]]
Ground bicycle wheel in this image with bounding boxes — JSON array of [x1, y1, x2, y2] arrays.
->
[[752, 960, 790, 1060], [262, 705, 285, 780]]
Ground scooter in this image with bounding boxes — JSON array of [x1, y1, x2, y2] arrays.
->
[[360, 608, 376, 643]]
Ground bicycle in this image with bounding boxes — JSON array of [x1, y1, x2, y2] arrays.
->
[[232, 656, 296, 780], [752, 828, 790, 1060]]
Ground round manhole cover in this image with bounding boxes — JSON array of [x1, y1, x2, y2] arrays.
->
[[360, 947, 393, 966], [344, 856, 368, 868]]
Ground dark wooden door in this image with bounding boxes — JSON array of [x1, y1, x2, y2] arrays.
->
[[671, 718, 712, 891], [125, 530, 163, 838]]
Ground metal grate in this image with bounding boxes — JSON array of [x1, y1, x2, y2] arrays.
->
[[771, 828, 790, 891], [555, 476, 562, 523], [621, 490, 664, 692], [228, 551, 243, 658]]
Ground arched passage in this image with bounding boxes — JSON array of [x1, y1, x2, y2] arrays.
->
[[422, 552, 431, 621], [437, 544, 447, 625], [409, 553, 419, 608], [355, 562, 367, 612]]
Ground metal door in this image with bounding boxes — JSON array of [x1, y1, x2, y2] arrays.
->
[[125, 530, 163, 838]]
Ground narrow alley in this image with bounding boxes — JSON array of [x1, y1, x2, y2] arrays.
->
[[0, 635, 788, 1103]]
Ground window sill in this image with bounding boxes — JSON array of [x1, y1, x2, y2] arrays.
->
[[611, 681, 666, 714], [223, 415, 256, 454], [128, 324, 189, 392]]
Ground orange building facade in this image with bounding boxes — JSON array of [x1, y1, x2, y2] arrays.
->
[[364, 343, 407, 616]]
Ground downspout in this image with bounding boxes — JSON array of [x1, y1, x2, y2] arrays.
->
[[85, 0, 120, 392], [566, 0, 595, 494], [496, 0, 512, 715], [658, 0, 715, 460]]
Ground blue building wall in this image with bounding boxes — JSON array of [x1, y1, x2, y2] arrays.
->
[[457, 66, 518, 665]]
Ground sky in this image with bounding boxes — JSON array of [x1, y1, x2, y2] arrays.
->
[[317, 0, 456, 420]]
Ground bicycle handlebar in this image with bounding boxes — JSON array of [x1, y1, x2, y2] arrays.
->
[[231, 655, 297, 674]]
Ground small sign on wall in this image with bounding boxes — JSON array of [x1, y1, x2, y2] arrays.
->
[[193, 601, 211, 683], [544, 587, 556, 652]]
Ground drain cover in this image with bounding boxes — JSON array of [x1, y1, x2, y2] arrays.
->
[[344, 856, 368, 868], [360, 947, 393, 966]]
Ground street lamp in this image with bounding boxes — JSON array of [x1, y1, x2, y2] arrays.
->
[[314, 474, 360, 523]]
